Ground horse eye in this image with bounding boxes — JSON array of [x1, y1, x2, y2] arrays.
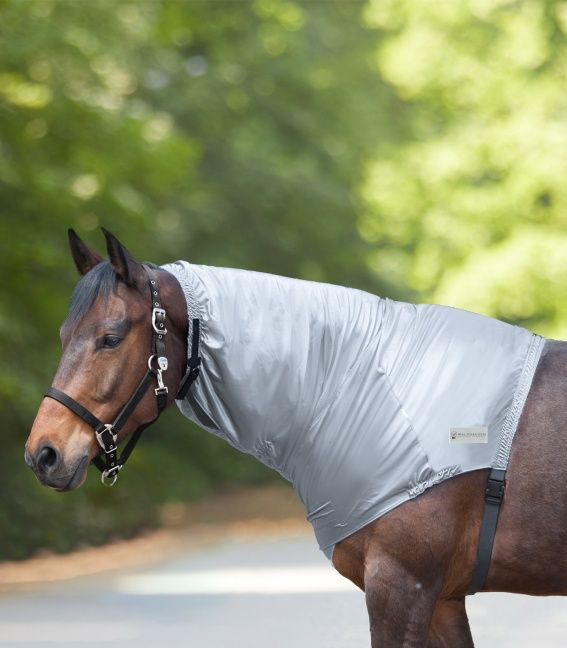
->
[[101, 334, 122, 349]]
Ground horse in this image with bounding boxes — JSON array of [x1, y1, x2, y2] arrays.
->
[[25, 229, 567, 648]]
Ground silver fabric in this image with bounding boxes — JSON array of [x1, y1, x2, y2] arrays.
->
[[162, 261, 544, 560]]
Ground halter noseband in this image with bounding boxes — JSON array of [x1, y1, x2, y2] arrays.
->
[[45, 264, 201, 486]]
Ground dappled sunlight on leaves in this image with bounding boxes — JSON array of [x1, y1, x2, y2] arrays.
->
[[435, 228, 567, 337], [360, 0, 567, 321]]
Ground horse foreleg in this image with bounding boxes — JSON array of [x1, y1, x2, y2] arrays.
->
[[426, 598, 474, 648], [364, 560, 440, 648]]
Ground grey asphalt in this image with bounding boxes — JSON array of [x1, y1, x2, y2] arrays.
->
[[0, 531, 566, 647]]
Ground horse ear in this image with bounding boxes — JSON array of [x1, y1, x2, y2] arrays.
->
[[68, 229, 103, 276], [101, 228, 144, 287]]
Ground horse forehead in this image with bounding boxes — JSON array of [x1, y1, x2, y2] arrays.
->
[[97, 290, 140, 319], [60, 290, 145, 343]]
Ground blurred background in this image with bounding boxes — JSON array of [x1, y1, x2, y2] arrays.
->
[[1, 0, 567, 566]]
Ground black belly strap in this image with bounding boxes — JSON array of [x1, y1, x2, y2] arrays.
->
[[467, 468, 506, 594]]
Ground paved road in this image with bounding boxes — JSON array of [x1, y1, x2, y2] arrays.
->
[[0, 530, 566, 647]]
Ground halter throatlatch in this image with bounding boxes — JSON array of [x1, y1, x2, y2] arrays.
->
[[45, 264, 201, 486]]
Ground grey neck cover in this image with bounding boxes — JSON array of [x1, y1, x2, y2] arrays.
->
[[162, 261, 544, 560]]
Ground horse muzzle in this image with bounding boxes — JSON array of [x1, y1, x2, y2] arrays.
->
[[25, 444, 89, 491]]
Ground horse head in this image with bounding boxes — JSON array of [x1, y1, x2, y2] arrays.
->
[[24, 229, 188, 490]]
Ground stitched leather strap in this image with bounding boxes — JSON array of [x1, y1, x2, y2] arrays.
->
[[45, 387, 103, 430], [112, 370, 157, 432], [146, 265, 169, 412]]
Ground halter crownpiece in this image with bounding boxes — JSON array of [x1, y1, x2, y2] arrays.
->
[[45, 264, 202, 486]]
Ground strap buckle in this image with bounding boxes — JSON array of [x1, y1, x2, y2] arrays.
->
[[152, 307, 167, 334], [96, 424, 117, 454], [485, 471, 505, 505]]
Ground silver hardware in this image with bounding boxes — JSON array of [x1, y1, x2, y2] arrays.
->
[[148, 354, 166, 371], [155, 368, 168, 394], [148, 354, 169, 394], [101, 464, 121, 487], [96, 424, 117, 452], [152, 307, 167, 334]]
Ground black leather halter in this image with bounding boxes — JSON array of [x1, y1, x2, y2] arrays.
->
[[45, 265, 202, 486]]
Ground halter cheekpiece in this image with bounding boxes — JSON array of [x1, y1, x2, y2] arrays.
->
[[45, 264, 201, 486]]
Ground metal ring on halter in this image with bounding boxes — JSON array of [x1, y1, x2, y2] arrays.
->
[[101, 465, 121, 487], [147, 354, 168, 372], [148, 354, 169, 396]]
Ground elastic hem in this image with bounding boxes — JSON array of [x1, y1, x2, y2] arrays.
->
[[493, 334, 545, 469], [161, 261, 203, 378], [408, 464, 462, 497]]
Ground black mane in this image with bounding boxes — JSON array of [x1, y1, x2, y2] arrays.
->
[[65, 261, 117, 328], [64, 260, 159, 328]]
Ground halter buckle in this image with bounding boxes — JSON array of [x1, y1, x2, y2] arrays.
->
[[152, 308, 167, 334], [96, 424, 117, 453], [101, 464, 121, 487]]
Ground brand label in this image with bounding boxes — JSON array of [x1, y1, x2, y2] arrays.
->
[[449, 427, 488, 444]]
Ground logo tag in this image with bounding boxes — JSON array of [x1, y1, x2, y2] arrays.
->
[[449, 427, 488, 444]]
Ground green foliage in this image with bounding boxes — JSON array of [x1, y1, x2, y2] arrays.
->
[[360, 0, 567, 336], [0, 0, 563, 560], [0, 0, 392, 560]]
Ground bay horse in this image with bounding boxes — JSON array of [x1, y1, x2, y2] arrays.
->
[[25, 229, 567, 647]]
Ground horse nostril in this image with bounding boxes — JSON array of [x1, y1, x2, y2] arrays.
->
[[37, 444, 59, 473]]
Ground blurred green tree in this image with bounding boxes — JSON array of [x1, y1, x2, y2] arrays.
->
[[360, 0, 567, 336], [0, 0, 398, 559]]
